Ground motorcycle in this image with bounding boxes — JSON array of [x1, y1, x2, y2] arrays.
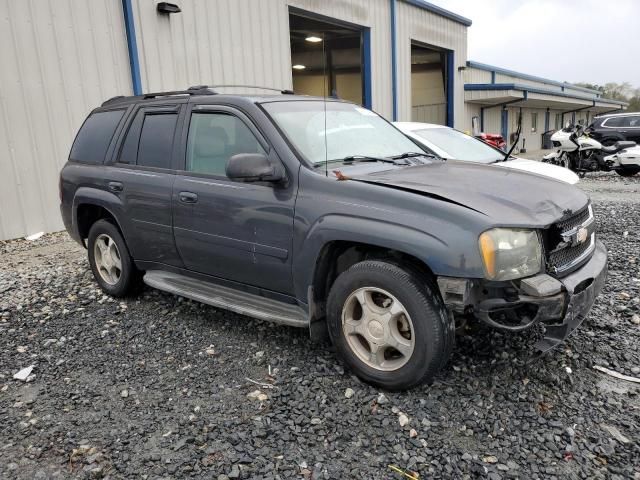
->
[[542, 123, 640, 177]]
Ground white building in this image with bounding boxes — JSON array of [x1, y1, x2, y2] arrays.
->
[[0, 0, 626, 240]]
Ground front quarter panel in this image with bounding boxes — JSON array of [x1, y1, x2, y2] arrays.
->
[[292, 167, 490, 301]]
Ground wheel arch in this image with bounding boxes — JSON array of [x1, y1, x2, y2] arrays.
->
[[73, 188, 127, 247]]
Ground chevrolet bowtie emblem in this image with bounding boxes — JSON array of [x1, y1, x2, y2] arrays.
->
[[576, 227, 588, 244]]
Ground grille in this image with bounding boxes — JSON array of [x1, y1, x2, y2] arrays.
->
[[555, 206, 590, 231], [546, 206, 595, 276]]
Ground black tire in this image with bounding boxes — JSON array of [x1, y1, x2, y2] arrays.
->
[[326, 260, 453, 390], [87, 219, 141, 297], [615, 167, 640, 177]]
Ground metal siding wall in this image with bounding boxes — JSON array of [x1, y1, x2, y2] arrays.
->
[[395, 1, 467, 128], [131, 0, 392, 118], [464, 67, 492, 84], [0, 0, 131, 240]]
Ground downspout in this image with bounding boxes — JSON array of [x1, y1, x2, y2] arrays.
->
[[121, 0, 142, 95], [390, 0, 398, 121]]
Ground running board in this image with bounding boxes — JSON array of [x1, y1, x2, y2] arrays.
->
[[143, 270, 308, 328]]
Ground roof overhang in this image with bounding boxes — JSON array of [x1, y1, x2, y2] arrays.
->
[[464, 83, 627, 112]]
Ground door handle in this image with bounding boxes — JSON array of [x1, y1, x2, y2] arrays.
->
[[108, 181, 123, 192], [179, 191, 198, 204]]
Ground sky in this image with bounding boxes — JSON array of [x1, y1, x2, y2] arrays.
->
[[429, 0, 640, 87]]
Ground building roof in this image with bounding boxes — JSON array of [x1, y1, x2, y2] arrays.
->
[[466, 61, 602, 95], [402, 0, 472, 26]]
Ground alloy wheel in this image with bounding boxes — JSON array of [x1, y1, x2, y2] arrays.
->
[[93, 233, 122, 285]]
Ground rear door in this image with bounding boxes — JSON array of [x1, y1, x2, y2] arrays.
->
[[623, 115, 640, 143], [105, 104, 184, 266], [172, 104, 296, 294]]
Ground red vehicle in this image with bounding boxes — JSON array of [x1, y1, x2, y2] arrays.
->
[[476, 132, 506, 150]]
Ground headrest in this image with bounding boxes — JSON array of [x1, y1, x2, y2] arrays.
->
[[195, 126, 228, 157]]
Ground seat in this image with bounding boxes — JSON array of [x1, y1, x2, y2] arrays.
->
[[601, 141, 636, 154], [189, 126, 229, 175]]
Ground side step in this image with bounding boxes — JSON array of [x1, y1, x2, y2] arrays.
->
[[143, 270, 308, 328]]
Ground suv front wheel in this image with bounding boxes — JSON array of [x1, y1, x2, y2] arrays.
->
[[87, 219, 141, 297], [326, 260, 453, 390]]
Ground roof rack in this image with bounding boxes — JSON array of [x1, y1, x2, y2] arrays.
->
[[199, 84, 295, 95], [101, 84, 294, 107]]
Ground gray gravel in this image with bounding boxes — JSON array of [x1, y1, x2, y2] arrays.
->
[[1, 174, 639, 479]]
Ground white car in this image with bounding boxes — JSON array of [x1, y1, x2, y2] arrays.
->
[[394, 122, 579, 184]]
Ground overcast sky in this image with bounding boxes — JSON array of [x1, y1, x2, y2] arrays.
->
[[430, 0, 640, 87]]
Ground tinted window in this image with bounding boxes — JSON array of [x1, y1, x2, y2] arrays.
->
[[70, 110, 125, 163], [629, 116, 640, 127], [604, 117, 625, 127], [137, 113, 178, 169], [186, 112, 266, 176]]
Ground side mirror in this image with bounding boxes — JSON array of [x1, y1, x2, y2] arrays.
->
[[225, 153, 283, 182]]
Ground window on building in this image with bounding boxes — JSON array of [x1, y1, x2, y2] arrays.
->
[[70, 110, 125, 163], [186, 112, 266, 177], [531, 112, 538, 133]]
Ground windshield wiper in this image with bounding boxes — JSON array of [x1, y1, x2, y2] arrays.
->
[[339, 155, 401, 164], [391, 151, 442, 161]]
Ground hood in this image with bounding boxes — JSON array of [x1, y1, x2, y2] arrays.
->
[[353, 160, 589, 227], [498, 158, 580, 184]]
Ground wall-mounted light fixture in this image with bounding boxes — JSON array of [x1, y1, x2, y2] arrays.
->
[[157, 2, 181, 14], [305, 36, 323, 43], [292, 64, 306, 70], [457, 66, 467, 72]]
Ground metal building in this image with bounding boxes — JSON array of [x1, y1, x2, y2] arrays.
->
[[462, 61, 628, 152], [0, 0, 626, 241], [0, 0, 471, 241]]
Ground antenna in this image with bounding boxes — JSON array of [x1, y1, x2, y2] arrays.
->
[[322, 33, 328, 177]]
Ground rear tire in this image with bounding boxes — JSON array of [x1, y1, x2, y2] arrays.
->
[[87, 219, 141, 297], [326, 260, 453, 391], [616, 166, 640, 177]]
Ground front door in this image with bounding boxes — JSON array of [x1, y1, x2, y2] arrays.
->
[[172, 105, 296, 295]]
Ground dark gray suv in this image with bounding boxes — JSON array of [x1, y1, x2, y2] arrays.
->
[[60, 87, 607, 390]]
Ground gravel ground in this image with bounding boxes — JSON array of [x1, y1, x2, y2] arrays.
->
[[1, 174, 639, 480]]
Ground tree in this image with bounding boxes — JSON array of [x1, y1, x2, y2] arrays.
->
[[574, 82, 640, 112]]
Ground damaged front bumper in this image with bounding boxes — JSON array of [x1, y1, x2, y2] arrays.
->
[[439, 240, 608, 354]]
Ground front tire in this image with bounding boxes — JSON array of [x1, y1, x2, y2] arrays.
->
[[87, 219, 141, 297], [326, 260, 453, 390]]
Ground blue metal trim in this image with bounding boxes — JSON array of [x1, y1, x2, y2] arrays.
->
[[390, 0, 398, 121], [464, 83, 628, 106], [544, 108, 550, 132], [402, 0, 472, 26], [480, 107, 484, 132], [446, 50, 454, 127], [362, 28, 372, 109], [121, 0, 142, 95], [466, 60, 602, 96], [490, 71, 496, 84], [501, 108, 508, 143]]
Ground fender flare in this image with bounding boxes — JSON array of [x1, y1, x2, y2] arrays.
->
[[293, 214, 483, 302], [72, 187, 128, 242]]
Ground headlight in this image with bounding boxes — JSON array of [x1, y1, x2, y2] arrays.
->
[[478, 228, 542, 281]]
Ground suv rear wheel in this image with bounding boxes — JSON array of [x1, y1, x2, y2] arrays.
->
[[88, 219, 141, 297], [326, 260, 453, 390]]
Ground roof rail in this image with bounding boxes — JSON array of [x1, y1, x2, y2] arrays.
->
[[101, 86, 216, 106], [196, 84, 295, 95]]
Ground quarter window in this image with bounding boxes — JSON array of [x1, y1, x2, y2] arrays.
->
[[70, 110, 125, 163], [603, 117, 625, 127], [186, 112, 266, 176]]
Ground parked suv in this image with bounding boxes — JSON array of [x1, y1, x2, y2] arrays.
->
[[60, 87, 607, 390], [587, 112, 640, 145]]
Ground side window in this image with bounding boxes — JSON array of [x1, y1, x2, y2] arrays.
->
[[118, 110, 177, 169], [629, 117, 640, 127], [186, 112, 266, 176], [604, 117, 624, 128], [70, 110, 125, 163]]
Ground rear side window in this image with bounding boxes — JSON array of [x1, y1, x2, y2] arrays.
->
[[69, 110, 125, 163], [603, 117, 625, 127], [118, 110, 178, 169], [137, 114, 178, 168]]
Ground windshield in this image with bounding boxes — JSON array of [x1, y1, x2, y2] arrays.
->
[[413, 128, 504, 164], [262, 101, 424, 165]]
